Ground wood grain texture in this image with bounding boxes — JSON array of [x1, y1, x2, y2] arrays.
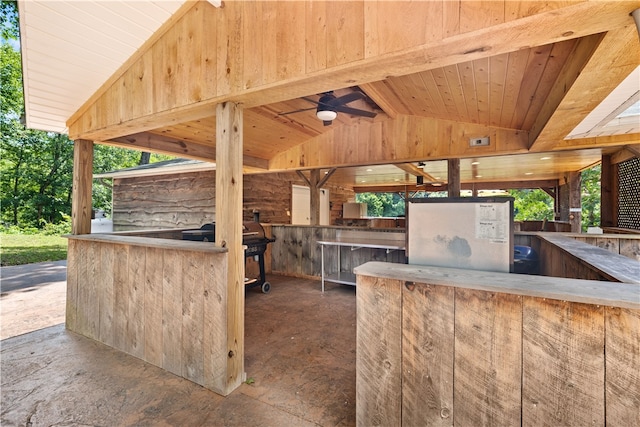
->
[[71, 139, 93, 235], [162, 249, 183, 376], [182, 252, 205, 384], [127, 245, 146, 358], [454, 289, 522, 426], [522, 298, 604, 426], [113, 244, 129, 351], [98, 243, 115, 347], [204, 251, 228, 394], [605, 307, 640, 426], [216, 101, 244, 394], [144, 246, 163, 366], [356, 275, 402, 427], [65, 239, 78, 331], [402, 283, 454, 426]]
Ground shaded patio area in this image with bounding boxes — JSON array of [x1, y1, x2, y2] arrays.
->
[[1, 276, 356, 426]]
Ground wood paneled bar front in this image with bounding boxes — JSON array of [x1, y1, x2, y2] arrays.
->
[[355, 262, 640, 427], [66, 233, 235, 396]]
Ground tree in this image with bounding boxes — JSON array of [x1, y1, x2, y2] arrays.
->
[[581, 165, 601, 231], [1, 2, 172, 228]]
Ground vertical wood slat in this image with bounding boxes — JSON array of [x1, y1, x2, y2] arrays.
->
[[204, 252, 228, 393], [127, 245, 146, 358], [182, 252, 205, 384], [356, 276, 402, 427], [162, 249, 183, 376], [402, 283, 454, 426], [65, 239, 79, 331], [84, 242, 100, 340], [605, 307, 640, 426], [522, 298, 605, 426], [144, 246, 164, 366], [98, 243, 115, 347], [66, 237, 230, 395], [454, 289, 522, 426], [113, 244, 130, 351]]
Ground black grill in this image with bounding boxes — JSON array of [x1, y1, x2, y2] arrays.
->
[[182, 222, 275, 293]]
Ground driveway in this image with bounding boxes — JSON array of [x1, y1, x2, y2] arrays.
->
[[0, 260, 67, 340]]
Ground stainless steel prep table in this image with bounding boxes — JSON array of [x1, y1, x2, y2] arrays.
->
[[317, 238, 406, 292]]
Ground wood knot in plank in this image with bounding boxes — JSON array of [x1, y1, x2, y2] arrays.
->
[[405, 281, 415, 291]]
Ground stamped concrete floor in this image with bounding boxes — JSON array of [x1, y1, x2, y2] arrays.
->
[[1, 275, 356, 426]]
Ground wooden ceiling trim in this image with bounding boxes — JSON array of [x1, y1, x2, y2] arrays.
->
[[530, 23, 640, 152], [268, 115, 529, 171], [68, 1, 633, 143], [553, 133, 640, 151], [612, 145, 640, 164]]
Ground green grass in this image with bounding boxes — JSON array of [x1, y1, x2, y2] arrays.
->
[[0, 233, 68, 266]]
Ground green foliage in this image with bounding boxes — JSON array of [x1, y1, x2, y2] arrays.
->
[[0, 232, 68, 266], [356, 192, 406, 217], [1, 1, 19, 41], [508, 189, 554, 221], [0, 11, 173, 228], [581, 165, 601, 231]]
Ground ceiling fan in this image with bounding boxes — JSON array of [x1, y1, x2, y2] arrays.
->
[[279, 91, 377, 126]]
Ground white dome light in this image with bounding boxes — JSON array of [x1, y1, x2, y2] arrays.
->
[[316, 110, 337, 121]]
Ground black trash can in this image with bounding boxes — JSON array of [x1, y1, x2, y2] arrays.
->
[[513, 245, 539, 275]]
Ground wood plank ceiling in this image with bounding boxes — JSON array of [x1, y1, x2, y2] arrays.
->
[[18, 1, 640, 192]]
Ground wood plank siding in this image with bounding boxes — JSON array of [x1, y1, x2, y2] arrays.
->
[[111, 171, 355, 231], [66, 235, 231, 395], [355, 262, 640, 426]]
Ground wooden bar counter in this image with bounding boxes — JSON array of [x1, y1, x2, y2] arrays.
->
[[354, 261, 640, 427], [66, 233, 231, 395]]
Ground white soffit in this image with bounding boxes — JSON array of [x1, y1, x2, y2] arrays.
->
[[18, 0, 185, 134], [567, 65, 640, 139]]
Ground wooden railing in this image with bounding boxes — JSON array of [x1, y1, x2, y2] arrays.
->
[[355, 262, 640, 426], [66, 234, 233, 395]]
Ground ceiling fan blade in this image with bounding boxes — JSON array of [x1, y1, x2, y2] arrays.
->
[[333, 105, 377, 118], [278, 106, 317, 116], [301, 96, 321, 105], [328, 91, 364, 107]]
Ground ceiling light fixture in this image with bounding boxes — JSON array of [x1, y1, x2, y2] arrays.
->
[[316, 110, 337, 121]]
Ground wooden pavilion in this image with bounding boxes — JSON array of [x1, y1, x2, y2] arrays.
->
[[18, 1, 640, 424]]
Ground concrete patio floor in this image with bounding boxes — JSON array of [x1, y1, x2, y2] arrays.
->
[[1, 274, 356, 426]]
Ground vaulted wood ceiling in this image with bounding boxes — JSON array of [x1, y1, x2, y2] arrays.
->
[[19, 1, 640, 192]]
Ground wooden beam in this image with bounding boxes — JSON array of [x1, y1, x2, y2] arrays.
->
[[611, 145, 640, 164], [68, 1, 636, 142], [215, 101, 244, 395], [354, 179, 559, 194], [269, 115, 529, 171], [395, 163, 439, 183], [108, 133, 216, 161], [531, 24, 640, 152], [296, 170, 311, 187], [552, 133, 640, 151], [317, 168, 336, 188], [448, 159, 461, 197], [106, 132, 269, 170], [71, 139, 93, 235], [568, 171, 582, 233], [309, 169, 320, 226], [528, 33, 604, 148]]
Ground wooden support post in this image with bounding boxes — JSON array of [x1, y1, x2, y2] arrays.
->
[[215, 101, 244, 395], [568, 171, 582, 233], [71, 139, 93, 235], [601, 155, 617, 228], [310, 169, 320, 225], [448, 159, 461, 197]]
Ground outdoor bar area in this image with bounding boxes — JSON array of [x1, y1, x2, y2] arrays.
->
[[15, 1, 640, 425]]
